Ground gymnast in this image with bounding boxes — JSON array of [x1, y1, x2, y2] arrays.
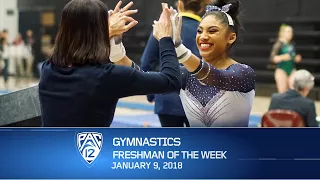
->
[[130, 0, 255, 127], [270, 24, 302, 93], [38, 0, 181, 127], [172, 0, 255, 127]]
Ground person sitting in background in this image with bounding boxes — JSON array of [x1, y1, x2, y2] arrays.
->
[[268, 69, 318, 127]]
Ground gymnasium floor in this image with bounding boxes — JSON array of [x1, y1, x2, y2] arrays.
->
[[1, 77, 320, 127]]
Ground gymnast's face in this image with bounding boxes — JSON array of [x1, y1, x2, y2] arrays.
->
[[280, 26, 293, 42], [196, 15, 236, 62]]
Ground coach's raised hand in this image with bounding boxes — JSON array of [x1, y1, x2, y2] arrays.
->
[[109, 1, 138, 37], [152, 3, 173, 41]]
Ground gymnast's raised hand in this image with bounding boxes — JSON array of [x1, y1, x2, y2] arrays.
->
[[111, 2, 174, 67], [108, 1, 138, 37], [108, 1, 140, 66]]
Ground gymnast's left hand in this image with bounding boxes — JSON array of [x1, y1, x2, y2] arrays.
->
[[109, 1, 138, 37], [169, 7, 182, 45]]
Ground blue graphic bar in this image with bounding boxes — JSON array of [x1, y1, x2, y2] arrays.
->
[[0, 128, 319, 179]]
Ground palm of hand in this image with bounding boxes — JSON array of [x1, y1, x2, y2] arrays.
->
[[170, 9, 182, 44], [153, 3, 172, 40]]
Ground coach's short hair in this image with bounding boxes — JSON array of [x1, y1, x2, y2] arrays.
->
[[293, 70, 315, 91]]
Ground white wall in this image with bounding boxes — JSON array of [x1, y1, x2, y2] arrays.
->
[[0, 0, 18, 43]]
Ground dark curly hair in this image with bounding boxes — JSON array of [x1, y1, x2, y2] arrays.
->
[[203, 0, 242, 35]]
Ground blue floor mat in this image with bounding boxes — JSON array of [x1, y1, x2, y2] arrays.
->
[[0, 90, 10, 95], [113, 101, 263, 127], [0, 93, 263, 127], [112, 114, 262, 127]]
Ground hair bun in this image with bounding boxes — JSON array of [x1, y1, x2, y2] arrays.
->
[[181, 0, 209, 15], [212, 0, 240, 17]]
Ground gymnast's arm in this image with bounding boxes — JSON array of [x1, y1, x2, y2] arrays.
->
[[270, 41, 291, 63], [111, 37, 181, 98], [177, 52, 255, 92], [110, 4, 182, 97], [110, 3, 172, 72], [109, 36, 141, 71], [107, 1, 140, 67], [108, 34, 142, 70]]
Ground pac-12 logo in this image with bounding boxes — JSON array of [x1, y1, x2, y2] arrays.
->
[[77, 132, 103, 164]]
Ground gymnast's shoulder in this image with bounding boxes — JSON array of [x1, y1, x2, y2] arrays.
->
[[229, 63, 255, 73]]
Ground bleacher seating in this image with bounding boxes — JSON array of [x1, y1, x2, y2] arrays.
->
[[123, 24, 151, 64], [232, 17, 320, 99]]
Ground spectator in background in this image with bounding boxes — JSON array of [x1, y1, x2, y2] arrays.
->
[[141, 0, 210, 127], [1, 29, 8, 40], [0, 30, 10, 88], [24, 29, 35, 77], [270, 24, 302, 93], [36, 28, 48, 78], [268, 69, 318, 127], [11, 33, 26, 79], [0, 30, 3, 73]]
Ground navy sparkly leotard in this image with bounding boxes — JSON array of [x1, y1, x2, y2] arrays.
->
[[179, 61, 255, 127]]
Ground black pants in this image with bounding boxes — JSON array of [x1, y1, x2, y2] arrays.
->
[[158, 114, 190, 127], [1, 59, 9, 83]]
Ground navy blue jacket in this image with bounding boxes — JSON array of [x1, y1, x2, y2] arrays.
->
[[39, 38, 181, 127], [269, 89, 318, 127], [141, 16, 201, 116]]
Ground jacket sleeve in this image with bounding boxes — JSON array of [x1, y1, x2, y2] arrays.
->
[[140, 33, 159, 72], [306, 101, 318, 127], [140, 33, 160, 102], [268, 94, 277, 110]]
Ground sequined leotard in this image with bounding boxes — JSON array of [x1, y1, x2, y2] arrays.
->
[[179, 61, 255, 127], [270, 41, 296, 75]]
